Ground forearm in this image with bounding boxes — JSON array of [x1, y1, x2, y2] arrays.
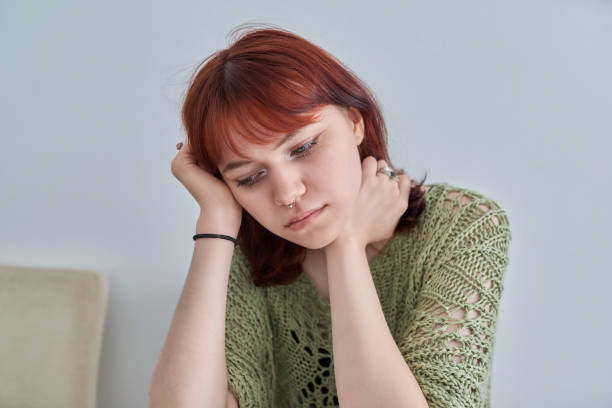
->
[[150, 227, 235, 408], [326, 238, 429, 407]]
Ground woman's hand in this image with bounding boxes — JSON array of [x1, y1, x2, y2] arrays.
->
[[325, 156, 412, 254], [171, 138, 243, 235]]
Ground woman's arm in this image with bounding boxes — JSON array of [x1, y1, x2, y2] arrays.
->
[[326, 239, 429, 408], [398, 190, 512, 407], [149, 217, 236, 408]]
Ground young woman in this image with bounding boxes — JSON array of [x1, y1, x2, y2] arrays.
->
[[150, 25, 512, 408]]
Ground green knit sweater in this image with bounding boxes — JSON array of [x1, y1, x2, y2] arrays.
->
[[224, 182, 512, 407]]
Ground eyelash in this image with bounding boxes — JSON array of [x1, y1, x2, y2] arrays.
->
[[236, 139, 319, 188]]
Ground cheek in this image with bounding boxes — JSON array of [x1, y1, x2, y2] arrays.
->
[[224, 183, 250, 212], [313, 146, 362, 199], [344, 152, 364, 197], [233, 193, 259, 217], [236, 198, 272, 232]]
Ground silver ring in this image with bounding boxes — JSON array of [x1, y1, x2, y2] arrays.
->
[[176, 142, 184, 150], [377, 165, 399, 181]]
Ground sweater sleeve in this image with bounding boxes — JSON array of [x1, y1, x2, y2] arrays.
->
[[398, 187, 512, 407], [224, 246, 276, 406]]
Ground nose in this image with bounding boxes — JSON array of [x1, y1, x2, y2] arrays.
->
[[270, 167, 306, 207]]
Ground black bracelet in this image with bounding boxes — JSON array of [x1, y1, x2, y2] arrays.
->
[[193, 233, 238, 247]]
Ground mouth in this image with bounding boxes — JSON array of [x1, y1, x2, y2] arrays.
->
[[286, 205, 326, 228]]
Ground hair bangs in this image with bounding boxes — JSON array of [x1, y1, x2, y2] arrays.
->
[[207, 89, 324, 168]]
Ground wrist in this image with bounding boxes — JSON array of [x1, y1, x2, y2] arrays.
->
[[195, 217, 239, 239], [193, 232, 238, 242], [325, 232, 365, 257]]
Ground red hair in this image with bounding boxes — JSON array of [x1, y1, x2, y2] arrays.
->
[[181, 23, 427, 286]]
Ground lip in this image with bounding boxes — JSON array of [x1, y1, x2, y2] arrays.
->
[[286, 205, 326, 230]]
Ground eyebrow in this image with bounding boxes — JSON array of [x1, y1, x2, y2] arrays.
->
[[221, 130, 301, 175]]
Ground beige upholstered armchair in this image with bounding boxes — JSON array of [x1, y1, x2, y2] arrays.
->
[[0, 265, 109, 408]]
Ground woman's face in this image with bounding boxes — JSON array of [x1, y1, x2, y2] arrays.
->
[[218, 104, 365, 249]]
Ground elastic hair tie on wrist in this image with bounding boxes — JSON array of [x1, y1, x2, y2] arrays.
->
[[193, 233, 238, 247]]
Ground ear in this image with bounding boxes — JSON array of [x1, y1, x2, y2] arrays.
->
[[347, 107, 365, 146]]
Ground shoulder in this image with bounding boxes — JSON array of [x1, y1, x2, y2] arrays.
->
[[405, 182, 511, 252], [228, 246, 265, 295], [229, 245, 250, 282], [420, 182, 508, 223]]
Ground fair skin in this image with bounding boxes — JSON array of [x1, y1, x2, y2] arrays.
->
[[218, 104, 431, 406], [165, 103, 429, 406], [218, 104, 426, 303], [302, 184, 430, 303]]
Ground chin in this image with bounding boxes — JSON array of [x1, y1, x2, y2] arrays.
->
[[289, 227, 339, 250]]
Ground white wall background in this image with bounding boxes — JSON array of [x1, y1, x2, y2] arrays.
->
[[1, 0, 611, 406]]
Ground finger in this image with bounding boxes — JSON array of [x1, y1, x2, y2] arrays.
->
[[398, 174, 412, 204], [362, 156, 378, 181], [375, 160, 400, 191], [376, 159, 389, 178]]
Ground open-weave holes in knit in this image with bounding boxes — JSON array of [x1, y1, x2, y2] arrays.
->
[[223, 182, 511, 407]]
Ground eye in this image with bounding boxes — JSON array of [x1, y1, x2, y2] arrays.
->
[[292, 140, 317, 156], [236, 172, 262, 188], [235, 138, 319, 188]]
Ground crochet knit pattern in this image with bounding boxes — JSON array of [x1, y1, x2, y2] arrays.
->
[[224, 182, 512, 407]]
